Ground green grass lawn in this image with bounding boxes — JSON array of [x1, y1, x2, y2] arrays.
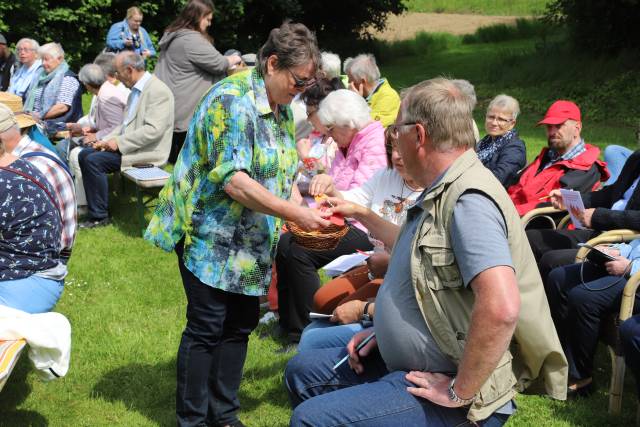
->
[[2, 25, 640, 427], [404, 0, 551, 16]]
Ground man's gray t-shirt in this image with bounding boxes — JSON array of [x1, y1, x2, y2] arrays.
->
[[375, 190, 514, 373]]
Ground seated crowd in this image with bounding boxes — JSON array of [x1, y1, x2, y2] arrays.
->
[[1, 4, 640, 426]]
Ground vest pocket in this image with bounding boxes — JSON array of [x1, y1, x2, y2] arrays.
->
[[477, 351, 517, 406], [418, 235, 462, 288]]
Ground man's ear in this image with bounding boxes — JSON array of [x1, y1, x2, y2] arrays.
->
[[415, 123, 427, 148]]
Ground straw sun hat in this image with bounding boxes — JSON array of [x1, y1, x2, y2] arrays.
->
[[0, 92, 37, 129]]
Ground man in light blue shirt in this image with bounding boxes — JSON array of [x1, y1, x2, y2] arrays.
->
[[8, 38, 42, 100]]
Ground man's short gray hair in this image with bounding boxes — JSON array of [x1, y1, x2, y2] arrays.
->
[[488, 94, 520, 120], [452, 79, 477, 110], [17, 38, 39, 54], [321, 52, 341, 80], [344, 53, 380, 84], [117, 51, 145, 71], [317, 89, 371, 131], [94, 52, 117, 78], [39, 42, 64, 60], [79, 63, 106, 88], [402, 78, 476, 151]]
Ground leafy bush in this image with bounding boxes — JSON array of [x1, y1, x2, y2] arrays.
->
[[545, 0, 640, 54], [462, 18, 549, 44]]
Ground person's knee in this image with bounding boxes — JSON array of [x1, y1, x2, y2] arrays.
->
[[284, 353, 308, 407], [620, 317, 640, 350]]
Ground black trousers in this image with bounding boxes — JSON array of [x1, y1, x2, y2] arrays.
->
[[170, 131, 187, 164], [546, 262, 640, 380], [621, 315, 640, 397], [275, 226, 373, 341], [526, 228, 599, 281], [175, 240, 259, 427]]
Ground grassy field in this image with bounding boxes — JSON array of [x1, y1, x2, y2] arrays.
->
[[2, 22, 640, 427], [404, 0, 551, 16]]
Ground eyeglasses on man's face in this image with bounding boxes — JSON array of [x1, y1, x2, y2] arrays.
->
[[388, 123, 417, 142]]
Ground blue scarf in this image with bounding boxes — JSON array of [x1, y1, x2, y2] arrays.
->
[[476, 129, 519, 164], [24, 61, 70, 114]]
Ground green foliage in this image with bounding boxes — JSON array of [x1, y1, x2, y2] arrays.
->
[[545, 0, 640, 54], [462, 18, 550, 44], [365, 31, 456, 62], [0, 0, 405, 69], [404, 0, 551, 16]]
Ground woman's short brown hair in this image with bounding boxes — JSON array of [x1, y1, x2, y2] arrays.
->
[[258, 22, 320, 76]]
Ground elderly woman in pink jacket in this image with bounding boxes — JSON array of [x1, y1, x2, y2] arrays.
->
[[276, 89, 387, 344]]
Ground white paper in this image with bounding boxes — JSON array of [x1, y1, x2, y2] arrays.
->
[[322, 252, 371, 277], [560, 189, 586, 229], [124, 167, 170, 181]]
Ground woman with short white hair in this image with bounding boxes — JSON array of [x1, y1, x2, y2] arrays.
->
[[23, 42, 83, 135], [276, 88, 387, 343], [8, 38, 42, 100], [476, 93, 526, 187], [310, 89, 387, 193], [321, 51, 341, 80]]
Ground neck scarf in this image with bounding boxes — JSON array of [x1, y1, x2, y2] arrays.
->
[[24, 61, 70, 113], [476, 129, 518, 164]]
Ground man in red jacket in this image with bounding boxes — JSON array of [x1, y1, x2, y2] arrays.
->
[[507, 100, 609, 216]]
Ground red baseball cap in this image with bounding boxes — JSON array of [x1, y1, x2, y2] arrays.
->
[[537, 100, 581, 125]]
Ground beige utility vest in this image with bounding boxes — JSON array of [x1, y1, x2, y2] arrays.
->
[[408, 149, 568, 422]]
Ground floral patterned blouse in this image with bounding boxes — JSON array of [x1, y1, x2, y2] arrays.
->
[[0, 158, 62, 280], [145, 68, 298, 296]]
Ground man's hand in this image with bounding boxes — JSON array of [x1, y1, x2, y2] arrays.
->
[[331, 300, 365, 324], [291, 206, 331, 231], [346, 328, 377, 374], [325, 197, 365, 219], [94, 139, 119, 152], [83, 133, 97, 144], [605, 256, 632, 276], [66, 123, 83, 136], [406, 372, 466, 408], [549, 189, 565, 210], [124, 38, 134, 47], [572, 207, 595, 228], [309, 173, 335, 197], [141, 49, 151, 59], [367, 252, 390, 279]]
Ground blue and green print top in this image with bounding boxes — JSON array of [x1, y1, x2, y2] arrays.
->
[[145, 68, 298, 296]]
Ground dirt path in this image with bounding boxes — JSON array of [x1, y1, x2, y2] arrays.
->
[[371, 12, 525, 40]]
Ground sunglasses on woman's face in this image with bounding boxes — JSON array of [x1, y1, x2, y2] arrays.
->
[[287, 68, 316, 89]]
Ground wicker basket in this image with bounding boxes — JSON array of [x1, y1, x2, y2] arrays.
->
[[286, 221, 349, 251]]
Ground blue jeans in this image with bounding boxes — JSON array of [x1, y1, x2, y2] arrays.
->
[[285, 347, 510, 427], [603, 145, 633, 186], [620, 315, 640, 398], [78, 147, 121, 220], [0, 275, 64, 313], [298, 320, 363, 352]]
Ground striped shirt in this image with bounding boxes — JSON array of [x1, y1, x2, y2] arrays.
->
[[33, 76, 81, 114]]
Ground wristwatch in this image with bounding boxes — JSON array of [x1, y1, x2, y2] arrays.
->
[[362, 301, 373, 322], [448, 377, 476, 406]]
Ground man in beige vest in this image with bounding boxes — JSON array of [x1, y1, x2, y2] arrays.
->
[[78, 50, 173, 228], [285, 77, 567, 426]]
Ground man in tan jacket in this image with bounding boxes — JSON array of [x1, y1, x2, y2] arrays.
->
[[285, 78, 567, 426], [78, 51, 173, 228]]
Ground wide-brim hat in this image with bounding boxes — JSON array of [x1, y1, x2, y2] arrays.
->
[[0, 91, 37, 129]]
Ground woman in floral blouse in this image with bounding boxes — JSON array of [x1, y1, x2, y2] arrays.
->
[[0, 106, 64, 313], [145, 22, 328, 427]]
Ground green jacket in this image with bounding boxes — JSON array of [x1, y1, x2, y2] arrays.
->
[[407, 149, 568, 422], [367, 79, 400, 128]]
